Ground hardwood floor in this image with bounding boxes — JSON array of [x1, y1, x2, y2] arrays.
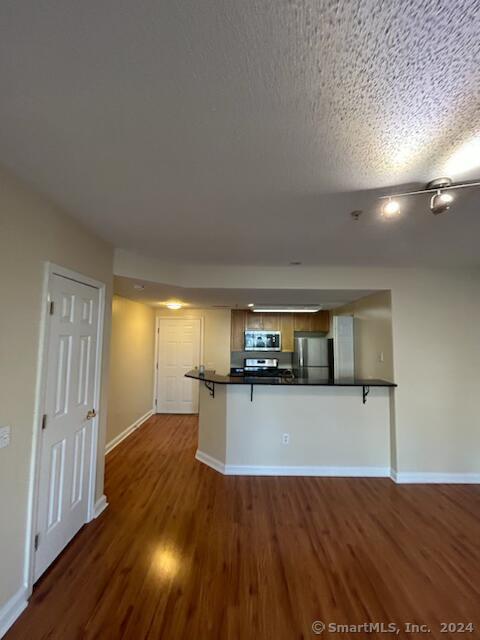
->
[[7, 414, 480, 639]]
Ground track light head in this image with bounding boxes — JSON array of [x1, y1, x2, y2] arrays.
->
[[381, 198, 401, 219], [430, 190, 453, 215]]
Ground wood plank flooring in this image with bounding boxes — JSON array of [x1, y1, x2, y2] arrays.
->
[[6, 414, 480, 639]]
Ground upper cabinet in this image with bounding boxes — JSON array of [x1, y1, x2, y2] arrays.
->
[[231, 309, 247, 351], [231, 310, 330, 352], [293, 310, 330, 333], [280, 314, 294, 352], [260, 313, 280, 330], [312, 311, 330, 333]]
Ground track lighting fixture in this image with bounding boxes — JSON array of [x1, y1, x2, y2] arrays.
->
[[378, 177, 480, 219]]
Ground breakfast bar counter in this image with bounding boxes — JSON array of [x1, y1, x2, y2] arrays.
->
[[186, 370, 396, 478], [186, 369, 395, 402]]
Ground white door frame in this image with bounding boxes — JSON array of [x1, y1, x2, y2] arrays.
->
[[24, 262, 106, 597], [153, 315, 204, 413]]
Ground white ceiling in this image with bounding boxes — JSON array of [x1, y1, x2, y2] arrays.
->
[[1, 1, 480, 267], [114, 275, 376, 309]]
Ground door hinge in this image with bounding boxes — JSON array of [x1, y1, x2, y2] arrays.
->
[[156, 362, 158, 370], [41, 414, 47, 430], [155, 398, 157, 407], [34, 534, 39, 551], [49, 300, 54, 315]]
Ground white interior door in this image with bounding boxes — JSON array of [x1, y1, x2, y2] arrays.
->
[[157, 318, 201, 413], [35, 274, 100, 581]]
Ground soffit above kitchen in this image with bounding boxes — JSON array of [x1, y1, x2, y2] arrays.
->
[[0, 1, 479, 267], [114, 275, 376, 309]]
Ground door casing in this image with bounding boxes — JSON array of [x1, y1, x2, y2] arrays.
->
[[24, 263, 106, 597]]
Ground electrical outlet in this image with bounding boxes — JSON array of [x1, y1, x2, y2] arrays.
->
[[282, 433, 290, 445], [0, 426, 11, 449]]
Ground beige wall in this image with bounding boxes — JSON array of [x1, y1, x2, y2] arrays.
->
[[107, 296, 155, 445], [155, 308, 231, 375], [0, 167, 113, 610], [198, 385, 227, 463], [334, 290, 394, 381], [119, 251, 480, 477], [225, 385, 391, 469]]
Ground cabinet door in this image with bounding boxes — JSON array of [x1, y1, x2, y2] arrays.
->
[[246, 311, 263, 330], [231, 310, 247, 351], [311, 311, 330, 333], [294, 314, 313, 332], [262, 313, 280, 330], [280, 315, 294, 352]]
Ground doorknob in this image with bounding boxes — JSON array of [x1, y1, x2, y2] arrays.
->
[[86, 409, 97, 420]]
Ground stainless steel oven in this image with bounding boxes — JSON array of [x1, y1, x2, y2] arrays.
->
[[244, 330, 281, 351]]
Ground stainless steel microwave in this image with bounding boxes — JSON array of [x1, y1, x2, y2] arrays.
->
[[244, 330, 281, 351]]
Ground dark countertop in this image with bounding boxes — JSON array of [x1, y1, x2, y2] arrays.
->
[[185, 370, 396, 388]]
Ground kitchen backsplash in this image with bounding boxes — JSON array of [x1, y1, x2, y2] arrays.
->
[[230, 351, 293, 369]]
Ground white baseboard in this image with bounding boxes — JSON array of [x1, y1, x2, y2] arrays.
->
[[105, 410, 154, 455], [93, 494, 108, 518], [0, 587, 27, 639], [196, 451, 480, 483], [195, 451, 389, 477], [392, 471, 480, 484], [224, 464, 390, 477], [195, 450, 226, 474]]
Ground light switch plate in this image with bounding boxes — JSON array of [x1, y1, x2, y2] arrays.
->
[[0, 426, 11, 449]]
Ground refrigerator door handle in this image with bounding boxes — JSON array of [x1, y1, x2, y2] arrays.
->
[[298, 338, 306, 367]]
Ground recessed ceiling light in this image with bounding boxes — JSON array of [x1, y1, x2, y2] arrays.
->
[[166, 302, 182, 310], [133, 283, 145, 290], [247, 303, 254, 307]]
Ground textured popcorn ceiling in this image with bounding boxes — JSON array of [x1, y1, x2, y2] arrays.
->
[[0, 0, 479, 266]]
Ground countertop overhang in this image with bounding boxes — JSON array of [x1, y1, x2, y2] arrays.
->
[[185, 369, 396, 388]]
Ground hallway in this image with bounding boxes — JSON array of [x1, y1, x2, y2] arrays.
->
[[7, 414, 480, 639]]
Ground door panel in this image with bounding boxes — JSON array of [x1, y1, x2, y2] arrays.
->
[[35, 274, 99, 582], [71, 426, 86, 507], [157, 318, 201, 413], [46, 439, 65, 530]]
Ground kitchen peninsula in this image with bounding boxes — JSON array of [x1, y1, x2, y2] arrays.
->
[[186, 369, 396, 477]]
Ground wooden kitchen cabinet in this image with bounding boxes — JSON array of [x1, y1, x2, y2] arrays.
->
[[245, 311, 263, 330], [311, 310, 330, 333], [243, 312, 280, 330], [261, 313, 280, 330], [231, 309, 330, 352], [280, 314, 294, 352], [294, 311, 330, 333], [231, 310, 247, 351], [294, 314, 312, 332]]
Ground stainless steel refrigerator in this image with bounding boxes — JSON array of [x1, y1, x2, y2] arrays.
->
[[293, 336, 330, 380]]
